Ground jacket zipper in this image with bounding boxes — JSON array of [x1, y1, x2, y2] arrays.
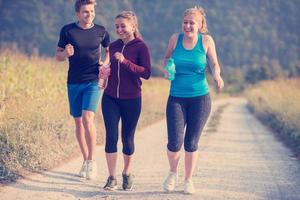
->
[[117, 44, 126, 98]]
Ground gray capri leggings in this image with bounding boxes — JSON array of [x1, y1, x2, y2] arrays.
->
[[166, 94, 211, 152]]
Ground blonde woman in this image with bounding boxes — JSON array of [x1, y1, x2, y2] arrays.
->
[[163, 7, 224, 194], [101, 11, 151, 191]]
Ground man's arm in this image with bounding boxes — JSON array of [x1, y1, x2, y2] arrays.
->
[[56, 47, 67, 61], [56, 44, 74, 62], [102, 47, 110, 65]]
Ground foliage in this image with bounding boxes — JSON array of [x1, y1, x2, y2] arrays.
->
[[0, 50, 169, 182], [246, 79, 300, 155], [0, 0, 299, 81]]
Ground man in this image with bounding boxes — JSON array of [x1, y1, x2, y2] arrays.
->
[[56, 0, 109, 180]]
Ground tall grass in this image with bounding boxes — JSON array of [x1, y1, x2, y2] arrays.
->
[[245, 79, 300, 155], [0, 50, 77, 182], [0, 50, 169, 182]]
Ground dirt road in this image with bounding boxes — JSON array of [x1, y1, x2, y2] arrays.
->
[[1, 98, 300, 200]]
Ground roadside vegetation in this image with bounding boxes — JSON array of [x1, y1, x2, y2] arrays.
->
[[245, 79, 300, 157], [0, 50, 170, 183]]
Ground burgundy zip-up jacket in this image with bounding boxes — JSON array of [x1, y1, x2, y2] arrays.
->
[[104, 38, 151, 99]]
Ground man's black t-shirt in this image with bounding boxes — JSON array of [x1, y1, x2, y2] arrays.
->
[[58, 23, 110, 84]]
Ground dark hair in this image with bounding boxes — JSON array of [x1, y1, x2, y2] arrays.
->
[[75, 0, 97, 12]]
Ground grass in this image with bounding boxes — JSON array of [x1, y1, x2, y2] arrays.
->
[[0, 50, 169, 183], [0, 50, 76, 182], [0, 49, 225, 183], [245, 78, 300, 156]]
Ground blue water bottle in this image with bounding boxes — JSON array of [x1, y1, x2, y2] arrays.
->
[[165, 58, 176, 81]]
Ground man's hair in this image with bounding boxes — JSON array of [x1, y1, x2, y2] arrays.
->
[[75, 0, 97, 12]]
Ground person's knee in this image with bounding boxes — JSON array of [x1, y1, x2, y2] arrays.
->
[[105, 138, 118, 153], [105, 145, 117, 153], [167, 142, 182, 152], [74, 118, 83, 128], [184, 141, 198, 152], [82, 111, 94, 127], [122, 138, 134, 155], [122, 146, 134, 155]]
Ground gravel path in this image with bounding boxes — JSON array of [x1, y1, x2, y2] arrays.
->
[[1, 98, 300, 200]]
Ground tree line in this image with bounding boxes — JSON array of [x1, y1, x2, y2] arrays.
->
[[0, 0, 299, 86]]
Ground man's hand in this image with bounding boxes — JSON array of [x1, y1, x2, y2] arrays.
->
[[64, 44, 74, 58]]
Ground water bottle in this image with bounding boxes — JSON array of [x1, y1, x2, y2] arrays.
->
[[165, 58, 176, 81], [98, 62, 111, 89]]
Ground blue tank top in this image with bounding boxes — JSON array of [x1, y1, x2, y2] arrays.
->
[[170, 33, 209, 97]]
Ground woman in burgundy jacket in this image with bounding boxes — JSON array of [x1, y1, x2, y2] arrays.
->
[[101, 11, 151, 191]]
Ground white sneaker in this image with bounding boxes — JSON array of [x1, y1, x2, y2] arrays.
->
[[86, 160, 97, 180], [184, 179, 196, 194], [163, 171, 177, 192], [78, 161, 87, 178]]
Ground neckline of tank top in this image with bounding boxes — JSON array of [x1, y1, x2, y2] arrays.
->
[[180, 33, 202, 51]]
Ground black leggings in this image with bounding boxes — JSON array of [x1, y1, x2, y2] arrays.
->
[[166, 94, 211, 152], [102, 94, 141, 155]]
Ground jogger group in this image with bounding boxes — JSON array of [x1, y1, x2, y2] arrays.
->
[[56, 0, 224, 194]]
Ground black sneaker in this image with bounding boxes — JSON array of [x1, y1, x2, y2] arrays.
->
[[103, 176, 117, 191], [122, 173, 133, 191]]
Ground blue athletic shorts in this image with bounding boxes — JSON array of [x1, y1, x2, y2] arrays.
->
[[67, 81, 101, 117]]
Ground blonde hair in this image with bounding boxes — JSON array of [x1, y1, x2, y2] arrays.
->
[[115, 11, 142, 39], [183, 6, 208, 34]]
